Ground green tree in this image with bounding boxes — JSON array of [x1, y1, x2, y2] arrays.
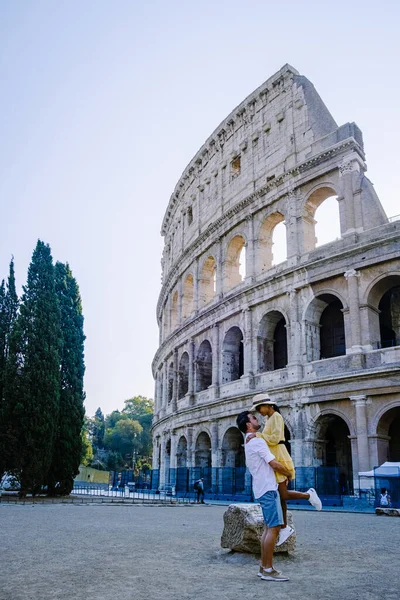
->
[[5, 241, 61, 495], [47, 262, 85, 495], [104, 418, 143, 468], [81, 428, 93, 466], [122, 396, 154, 457], [88, 407, 105, 450]]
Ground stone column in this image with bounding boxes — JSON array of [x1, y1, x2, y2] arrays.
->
[[188, 338, 195, 404], [193, 257, 200, 314], [285, 190, 301, 262], [159, 433, 167, 488], [215, 238, 223, 298], [152, 435, 160, 470], [245, 215, 255, 282], [211, 323, 220, 397], [172, 348, 178, 412], [287, 288, 302, 379], [177, 278, 183, 326], [242, 308, 254, 384], [187, 427, 194, 468], [162, 362, 168, 415], [351, 395, 370, 474], [344, 269, 362, 352], [170, 430, 177, 487], [211, 421, 219, 492], [339, 159, 363, 234]]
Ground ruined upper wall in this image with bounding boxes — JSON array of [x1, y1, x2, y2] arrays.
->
[[161, 64, 363, 239]]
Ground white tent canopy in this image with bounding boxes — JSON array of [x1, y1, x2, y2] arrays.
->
[[358, 462, 400, 477]]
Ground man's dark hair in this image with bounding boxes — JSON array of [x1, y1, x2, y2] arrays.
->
[[236, 411, 251, 434]]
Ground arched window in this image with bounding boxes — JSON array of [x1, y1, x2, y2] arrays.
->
[[182, 274, 194, 320], [200, 256, 216, 306], [315, 196, 340, 247], [303, 187, 341, 252], [176, 435, 188, 468], [222, 326, 244, 383], [377, 406, 400, 463], [196, 340, 212, 392], [170, 291, 178, 330], [320, 299, 345, 359], [379, 286, 400, 348], [258, 213, 286, 271], [224, 235, 246, 290], [195, 432, 211, 468], [178, 352, 189, 398], [313, 414, 353, 494], [257, 311, 287, 371]]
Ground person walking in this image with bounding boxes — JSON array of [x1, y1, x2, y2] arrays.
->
[[194, 477, 205, 503], [236, 410, 294, 582], [247, 393, 322, 546]]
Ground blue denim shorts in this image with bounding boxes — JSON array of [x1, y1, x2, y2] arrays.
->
[[257, 490, 283, 528]]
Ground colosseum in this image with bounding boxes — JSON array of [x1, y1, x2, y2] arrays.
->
[[151, 64, 400, 500]]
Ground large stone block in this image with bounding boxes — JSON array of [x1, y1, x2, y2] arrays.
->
[[221, 503, 296, 554], [375, 507, 400, 517]]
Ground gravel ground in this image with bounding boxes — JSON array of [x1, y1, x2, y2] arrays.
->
[[0, 503, 399, 600]]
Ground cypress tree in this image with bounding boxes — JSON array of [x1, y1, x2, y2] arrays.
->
[[0, 259, 19, 477], [47, 262, 85, 495], [7, 241, 61, 495]]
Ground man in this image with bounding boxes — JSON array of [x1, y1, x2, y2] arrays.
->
[[195, 477, 205, 503], [236, 410, 293, 582]]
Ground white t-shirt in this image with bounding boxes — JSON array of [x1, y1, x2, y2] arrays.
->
[[245, 433, 278, 499]]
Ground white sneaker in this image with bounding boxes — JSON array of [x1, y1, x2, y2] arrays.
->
[[307, 487, 322, 510], [261, 568, 289, 582], [276, 525, 295, 547]]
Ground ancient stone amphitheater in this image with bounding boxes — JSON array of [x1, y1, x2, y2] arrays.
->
[[151, 64, 400, 497]]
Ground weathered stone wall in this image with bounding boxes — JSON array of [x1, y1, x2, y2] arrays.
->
[[152, 64, 400, 493]]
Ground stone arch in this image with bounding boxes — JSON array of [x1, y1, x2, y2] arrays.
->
[[222, 326, 244, 383], [257, 310, 288, 372], [375, 404, 400, 464], [257, 212, 286, 271], [170, 290, 179, 330], [304, 293, 346, 361], [178, 352, 189, 398], [224, 234, 246, 290], [365, 274, 400, 349], [196, 340, 212, 392], [182, 274, 194, 319], [176, 435, 188, 468], [221, 426, 245, 468], [303, 185, 341, 252], [310, 411, 353, 494], [195, 431, 212, 467], [199, 255, 217, 306]]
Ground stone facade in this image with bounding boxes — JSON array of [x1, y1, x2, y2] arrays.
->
[[152, 64, 400, 493]]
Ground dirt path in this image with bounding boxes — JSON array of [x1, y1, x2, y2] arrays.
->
[[0, 503, 398, 600]]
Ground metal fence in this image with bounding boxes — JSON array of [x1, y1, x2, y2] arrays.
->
[[72, 465, 356, 504]]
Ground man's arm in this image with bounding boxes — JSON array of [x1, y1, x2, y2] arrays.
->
[[255, 439, 293, 480], [269, 459, 292, 480]]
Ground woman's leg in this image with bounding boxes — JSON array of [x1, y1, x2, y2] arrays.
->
[[277, 481, 289, 527], [278, 480, 310, 501]]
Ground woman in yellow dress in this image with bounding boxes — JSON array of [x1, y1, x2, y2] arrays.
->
[[247, 393, 322, 545]]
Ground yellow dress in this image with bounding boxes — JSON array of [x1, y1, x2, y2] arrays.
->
[[256, 412, 295, 483]]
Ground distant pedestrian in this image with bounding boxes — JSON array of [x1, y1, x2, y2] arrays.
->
[[194, 478, 205, 503], [380, 488, 391, 507]]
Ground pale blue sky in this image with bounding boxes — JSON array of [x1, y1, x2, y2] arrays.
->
[[1, 1, 399, 416]]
